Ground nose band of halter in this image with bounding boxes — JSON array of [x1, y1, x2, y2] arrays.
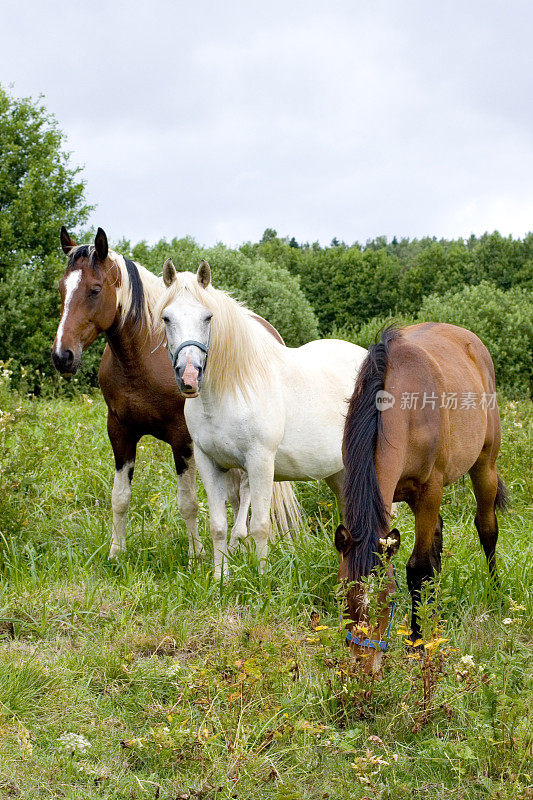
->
[[172, 331, 211, 372], [342, 563, 400, 653]]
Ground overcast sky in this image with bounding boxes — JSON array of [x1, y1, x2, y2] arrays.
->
[[1, 0, 532, 246]]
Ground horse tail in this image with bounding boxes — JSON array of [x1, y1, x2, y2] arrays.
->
[[342, 327, 402, 579], [270, 482, 302, 536], [495, 475, 509, 511]]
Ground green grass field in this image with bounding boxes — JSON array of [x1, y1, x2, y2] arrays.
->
[[0, 377, 531, 799]]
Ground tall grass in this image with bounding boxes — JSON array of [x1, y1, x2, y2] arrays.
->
[[0, 380, 531, 799]]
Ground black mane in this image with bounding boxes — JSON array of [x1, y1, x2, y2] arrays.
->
[[124, 258, 144, 328], [342, 326, 402, 579]]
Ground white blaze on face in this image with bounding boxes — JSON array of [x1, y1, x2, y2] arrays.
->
[[55, 269, 82, 353]]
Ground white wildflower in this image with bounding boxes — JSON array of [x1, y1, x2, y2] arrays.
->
[[58, 732, 91, 754], [502, 618, 513, 626], [455, 654, 477, 680], [379, 536, 396, 548]]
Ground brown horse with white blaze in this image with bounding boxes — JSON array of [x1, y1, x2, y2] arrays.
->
[[52, 227, 204, 559], [52, 227, 296, 563], [336, 323, 507, 673]]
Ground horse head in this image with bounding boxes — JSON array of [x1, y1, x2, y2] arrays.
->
[[335, 524, 400, 674], [52, 227, 118, 375], [160, 258, 212, 398]]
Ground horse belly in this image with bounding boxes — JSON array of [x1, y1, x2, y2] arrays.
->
[[273, 442, 343, 481], [273, 345, 362, 480], [274, 401, 345, 481], [442, 408, 489, 485]]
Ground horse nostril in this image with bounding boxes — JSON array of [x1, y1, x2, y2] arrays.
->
[[52, 348, 75, 373]]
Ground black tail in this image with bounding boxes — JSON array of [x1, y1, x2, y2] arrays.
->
[[342, 327, 401, 580], [495, 476, 509, 511]]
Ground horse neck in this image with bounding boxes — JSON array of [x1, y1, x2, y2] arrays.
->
[[105, 313, 158, 375]]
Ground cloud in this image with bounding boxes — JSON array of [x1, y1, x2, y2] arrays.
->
[[1, 0, 531, 245]]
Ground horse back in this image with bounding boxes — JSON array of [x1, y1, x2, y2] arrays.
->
[[380, 323, 501, 493]]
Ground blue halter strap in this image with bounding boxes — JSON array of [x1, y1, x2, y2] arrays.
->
[[343, 563, 400, 652], [172, 331, 211, 371]]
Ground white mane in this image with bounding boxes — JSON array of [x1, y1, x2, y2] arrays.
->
[[155, 271, 284, 398]]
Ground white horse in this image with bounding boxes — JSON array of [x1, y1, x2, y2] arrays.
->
[[156, 259, 368, 578]]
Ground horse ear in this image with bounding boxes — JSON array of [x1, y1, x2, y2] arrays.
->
[[335, 524, 353, 555], [197, 259, 211, 288], [378, 528, 401, 559], [94, 227, 109, 262], [60, 226, 76, 255], [163, 258, 177, 287]]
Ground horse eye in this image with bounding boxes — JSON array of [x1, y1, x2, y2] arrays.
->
[[90, 286, 102, 296], [162, 315, 170, 324]]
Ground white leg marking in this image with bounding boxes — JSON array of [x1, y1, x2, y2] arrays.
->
[[194, 449, 229, 579], [246, 453, 275, 573], [56, 269, 82, 353], [176, 455, 202, 560], [228, 471, 250, 551], [110, 460, 134, 558]]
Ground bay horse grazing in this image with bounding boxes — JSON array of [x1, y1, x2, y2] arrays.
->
[[336, 323, 508, 673], [156, 258, 368, 579], [52, 227, 293, 561]]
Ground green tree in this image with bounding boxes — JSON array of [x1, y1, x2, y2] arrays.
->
[[0, 85, 90, 273], [0, 85, 91, 390]]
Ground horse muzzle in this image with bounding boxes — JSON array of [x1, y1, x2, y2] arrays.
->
[[51, 347, 81, 376], [174, 359, 203, 398]]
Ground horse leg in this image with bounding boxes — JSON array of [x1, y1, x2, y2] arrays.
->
[[228, 470, 251, 551], [325, 470, 345, 517], [107, 414, 139, 558], [174, 449, 202, 561], [246, 452, 275, 573], [469, 457, 500, 583], [406, 474, 444, 642], [194, 447, 229, 579]]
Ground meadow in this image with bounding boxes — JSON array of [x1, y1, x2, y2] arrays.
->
[[0, 373, 531, 800]]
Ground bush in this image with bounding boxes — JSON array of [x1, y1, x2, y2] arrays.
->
[[329, 313, 417, 350], [418, 282, 533, 395]]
